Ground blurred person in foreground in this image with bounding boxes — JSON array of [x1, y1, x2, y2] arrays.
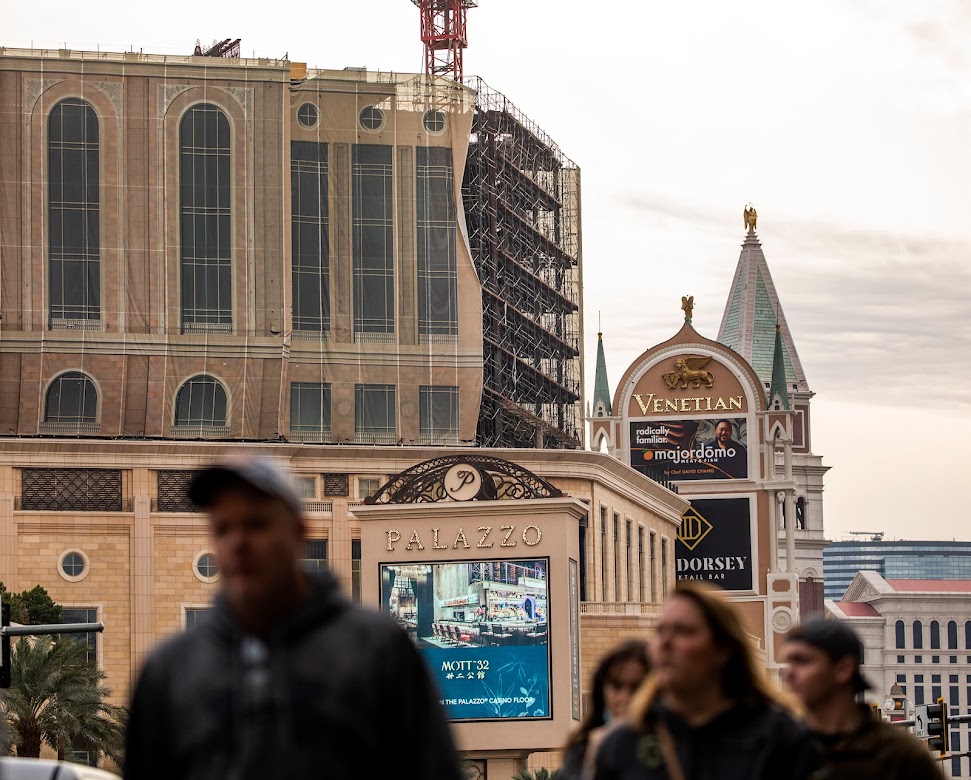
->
[[593, 582, 823, 780], [559, 640, 651, 780], [783, 618, 941, 779], [123, 454, 462, 780]]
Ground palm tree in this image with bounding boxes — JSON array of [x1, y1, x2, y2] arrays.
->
[[0, 635, 126, 766]]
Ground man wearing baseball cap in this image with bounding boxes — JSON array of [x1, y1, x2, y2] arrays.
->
[[783, 618, 941, 779], [124, 453, 462, 780]]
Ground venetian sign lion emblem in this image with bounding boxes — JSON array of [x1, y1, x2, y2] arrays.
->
[[663, 355, 714, 389]]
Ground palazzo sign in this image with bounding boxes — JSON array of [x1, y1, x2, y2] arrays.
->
[[675, 498, 752, 590]]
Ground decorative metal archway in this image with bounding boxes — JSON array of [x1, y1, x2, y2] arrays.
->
[[364, 454, 563, 505]]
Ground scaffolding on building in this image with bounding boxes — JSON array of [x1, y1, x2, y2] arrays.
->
[[463, 78, 583, 450]]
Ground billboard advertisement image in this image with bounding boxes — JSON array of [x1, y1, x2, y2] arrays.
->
[[630, 417, 748, 481], [380, 558, 550, 721], [676, 497, 753, 591]]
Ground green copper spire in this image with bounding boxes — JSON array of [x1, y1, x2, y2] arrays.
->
[[592, 332, 612, 417], [768, 323, 790, 409]]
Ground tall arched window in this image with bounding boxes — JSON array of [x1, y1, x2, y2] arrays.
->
[[174, 375, 227, 429], [895, 620, 905, 649], [45, 372, 97, 424], [180, 104, 231, 332], [49, 99, 100, 325], [965, 621, 971, 650], [948, 620, 958, 650], [913, 620, 923, 649], [930, 620, 941, 650]]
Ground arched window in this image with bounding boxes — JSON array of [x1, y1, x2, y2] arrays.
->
[[895, 620, 905, 649], [965, 621, 971, 650], [913, 620, 923, 649], [795, 497, 806, 530], [45, 372, 97, 424], [948, 620, 958, 650], [174, 375, 227, 428], [49, 99, 100, 325], [930, 620, 941, 650], [180, 104, 231, 331]]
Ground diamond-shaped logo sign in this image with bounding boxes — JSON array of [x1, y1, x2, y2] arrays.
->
[[677, 507, 713, 551]]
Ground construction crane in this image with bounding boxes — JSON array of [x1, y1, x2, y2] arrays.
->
[[410, 0, 477, 83]]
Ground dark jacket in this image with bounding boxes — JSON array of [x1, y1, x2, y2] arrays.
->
[[812, 707, 942, 780], [124, 573, 462, 780], [593, 701, 824, 780]]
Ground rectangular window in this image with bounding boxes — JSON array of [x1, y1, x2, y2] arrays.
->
[[291, 141, 330, 332], [61, 607, 98, 666], [951, 731, 961, 777], [358, 477, 382, 500], [180, 105, 231, 331], [49, 100, 100, 324], [419, 385, 459, 443], [294, 476, 316, 499], [184, 607, 212, 630], [650, 531, 657, 603], [661, 538, 669, 599], [638, 526, 645, 602], [600, 506, 607, 600], [626, 519, 635, 602], [613, 513, 621, 600], [290, 382, 331, 440], [915, 686, 925, 705], [352, 145, 394, 337], [416, 146, 458, 338], [351, 539, 362, 605], [578, 512, 588, 602], [950, 685, 959, 706], [355, 384, 396, 442], [302, 539, 328, 575]]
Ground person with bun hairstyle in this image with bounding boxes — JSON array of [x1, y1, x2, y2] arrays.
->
[[560, 640, 652, 780], [593, 583, 823, 780]]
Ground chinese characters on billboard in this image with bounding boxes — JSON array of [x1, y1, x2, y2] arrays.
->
[[676, 497, 753, 591], [630, 417, 748, 481], [380, 558, 550, 721]]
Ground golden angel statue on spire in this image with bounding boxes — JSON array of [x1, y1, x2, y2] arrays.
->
[[743, 203, 758, 232], [681, 295, 694, 323]]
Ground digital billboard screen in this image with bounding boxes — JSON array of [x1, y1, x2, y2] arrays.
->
[[630, 417, 748, 481], [380, 558, 551, 722]]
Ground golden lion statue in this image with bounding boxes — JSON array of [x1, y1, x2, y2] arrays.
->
[[663, 355, 715, 389]]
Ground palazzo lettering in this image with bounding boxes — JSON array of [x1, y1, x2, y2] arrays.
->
[[386, 524, 544, 552]]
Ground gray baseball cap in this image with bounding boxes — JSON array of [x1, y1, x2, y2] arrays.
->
[[189, 455, 303, 518]]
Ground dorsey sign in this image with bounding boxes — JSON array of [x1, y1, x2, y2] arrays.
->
[[676, 498, 752, 591]]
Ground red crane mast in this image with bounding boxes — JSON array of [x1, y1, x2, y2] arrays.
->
[[410, 0, 477, 83]]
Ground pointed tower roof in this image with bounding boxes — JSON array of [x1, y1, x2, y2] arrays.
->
[[717, 226, 809, 393], [768, 323, 791, 409], [592, 332, 612, 416]]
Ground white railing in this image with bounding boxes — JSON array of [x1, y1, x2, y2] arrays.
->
[[580, 602, 664, 617], [302, 500, 333, 513]]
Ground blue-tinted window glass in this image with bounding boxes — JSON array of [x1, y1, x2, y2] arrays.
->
[[949, 620, 958, 650], [895, 620, 905, 649], [931, 621, 941, 649], [174, 375, 227, 428], [913, 620, 923, 649]]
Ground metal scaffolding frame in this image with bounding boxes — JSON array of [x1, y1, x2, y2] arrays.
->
[[463, 78, 583, 450]]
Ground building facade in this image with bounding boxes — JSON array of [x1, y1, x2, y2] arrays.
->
[[829, 570, 971, 779], [824, 540, 971, 601], [0, 45, 671, 773], [0, 47, 483, 446]]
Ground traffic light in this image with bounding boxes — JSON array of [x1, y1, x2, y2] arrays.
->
[[927, 698, 949, 756]]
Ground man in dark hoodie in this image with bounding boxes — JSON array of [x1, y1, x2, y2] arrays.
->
[[783, 618, 941, 780], [124, 454, 463, 780]]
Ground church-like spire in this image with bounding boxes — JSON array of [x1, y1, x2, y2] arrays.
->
[[768, 323, 790, 409], [717, 207, 809, 393], [592, 332, 612, 417]]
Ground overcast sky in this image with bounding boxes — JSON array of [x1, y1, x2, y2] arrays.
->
[[7, 1, 970, 540]]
